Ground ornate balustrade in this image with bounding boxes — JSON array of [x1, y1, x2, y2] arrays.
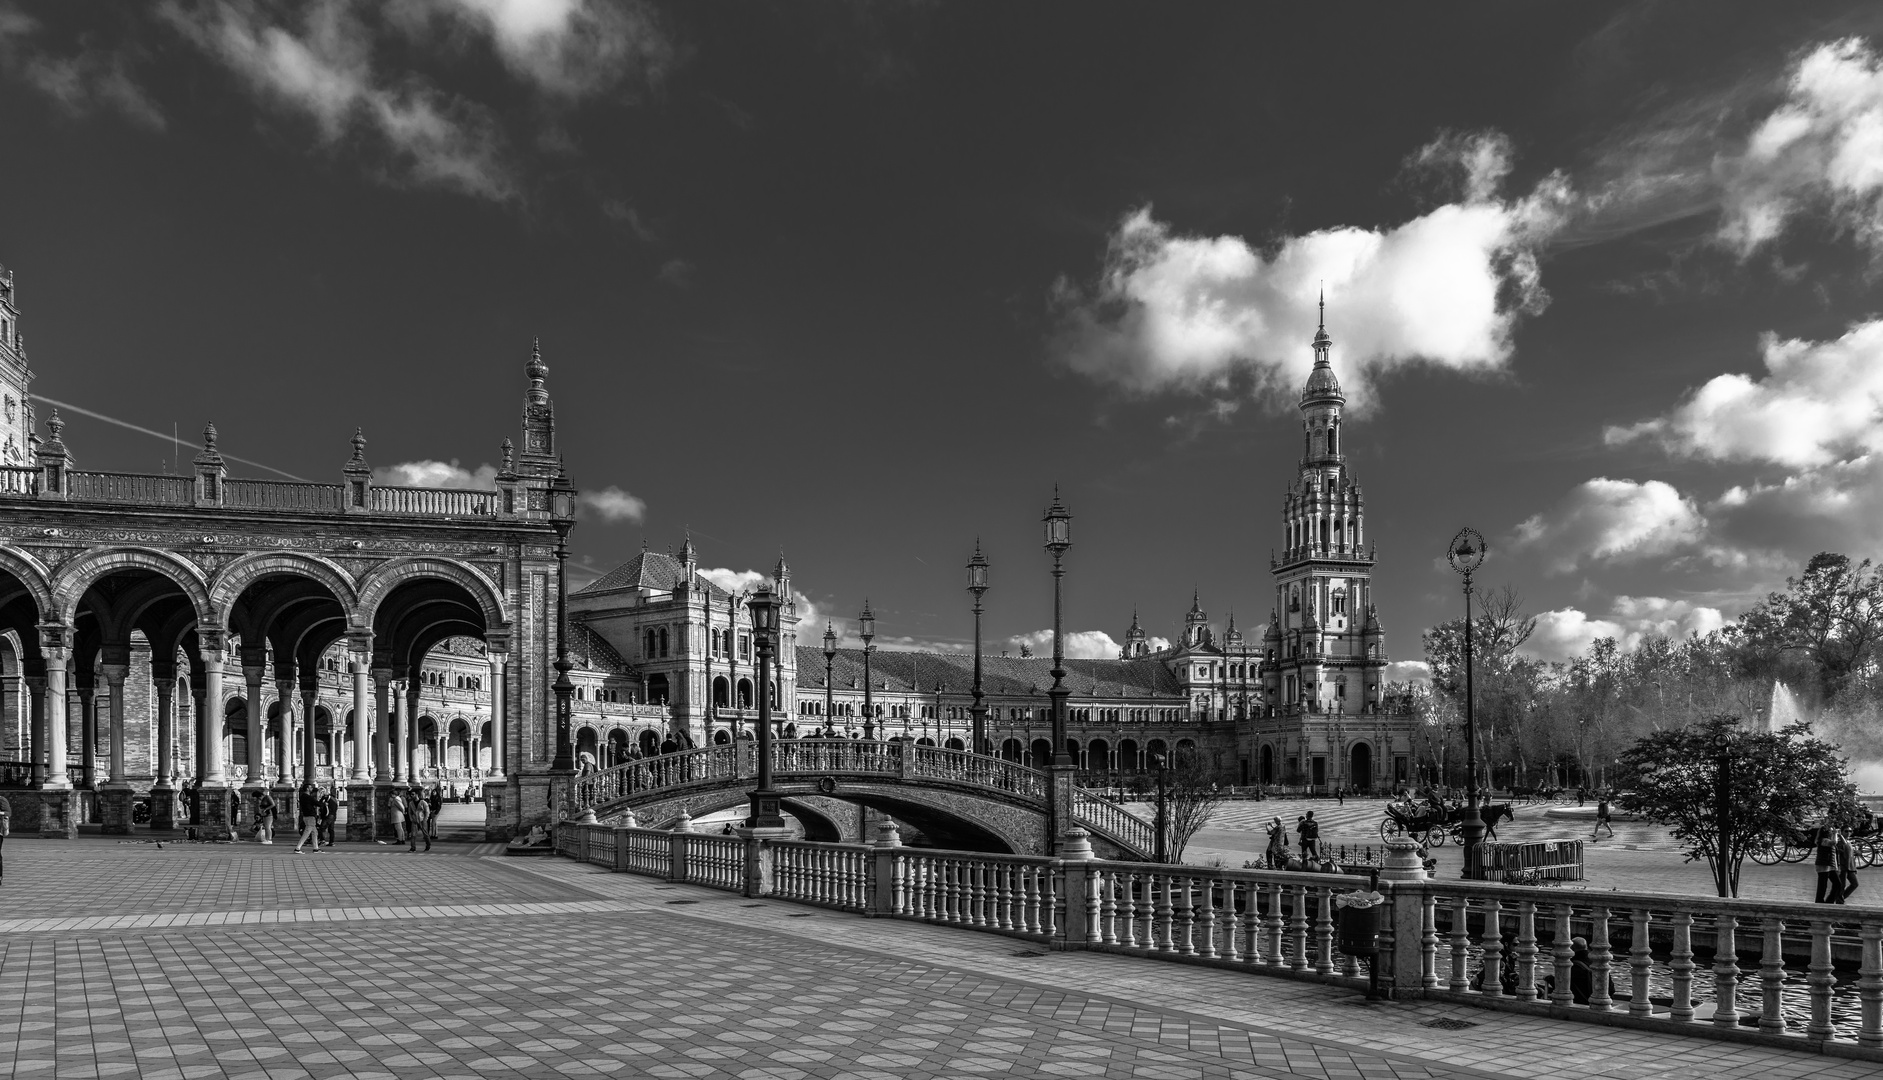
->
[[370, 485, 496, 517], [910, 745, 1046, 797], [0, 464, 521, 520], [68, 472, 193, 505], [554, 829, 1883, 1060], [223, 479, 344, 511], [1075, 790, 1156, 854], [0, 466, 38, 496]]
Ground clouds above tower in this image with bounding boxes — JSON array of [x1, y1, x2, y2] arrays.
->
[[1049, 131, 1572, 410]]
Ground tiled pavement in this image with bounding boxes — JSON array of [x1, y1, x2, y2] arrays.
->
[[0, 837, 1874, 1080]]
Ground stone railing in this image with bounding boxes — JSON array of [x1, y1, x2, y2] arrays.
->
[[909, 745, 1046, 798], [1075, 790, 1156, 854], [0, 466, 38, 496], [0, 465, 531, 521], [554, 829, 1883, 1060], [370, 485, 496, 517], [68, 471, 193, 505], [223, 478, 344, 511]]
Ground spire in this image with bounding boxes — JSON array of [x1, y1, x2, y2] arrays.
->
[[527, 336, 548, 388]]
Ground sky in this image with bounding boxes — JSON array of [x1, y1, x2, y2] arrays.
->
[[3, 2, 1883, 678]]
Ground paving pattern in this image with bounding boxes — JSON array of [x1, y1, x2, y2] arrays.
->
[[0, 835, 1874, 1080]]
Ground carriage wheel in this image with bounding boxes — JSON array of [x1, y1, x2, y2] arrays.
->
[[1379, 819, 1405, 843], [1858, 840, 1880, 870], [1747, 837, 1783, 866], [1780, 841, 1812, 864], [1421, 825, 1447, 847]]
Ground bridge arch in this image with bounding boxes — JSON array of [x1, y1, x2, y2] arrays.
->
[[210, 552, 359, 622], [622, 783, 1030, 855], [52, 547, 214, 627], [356, 558, 507, 630], [0, 544, 55, 619]]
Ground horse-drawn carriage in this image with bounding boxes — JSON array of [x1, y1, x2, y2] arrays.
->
[[1747, 815, 1883, 868], [1379, 797, 1515, 847]]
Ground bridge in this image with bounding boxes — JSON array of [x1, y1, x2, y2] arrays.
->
[[568, 738, 1158, 859]]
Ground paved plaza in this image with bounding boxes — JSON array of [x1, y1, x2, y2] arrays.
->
[[1, 835, 1878, 1080]]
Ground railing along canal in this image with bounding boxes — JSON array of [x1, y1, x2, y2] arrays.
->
[[552, 825, 1883, 1059]]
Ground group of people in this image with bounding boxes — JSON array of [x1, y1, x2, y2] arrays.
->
[[1814, 824, 1861, 904], [386, 785, 442, 852], [1261, 812, 1326, 869]]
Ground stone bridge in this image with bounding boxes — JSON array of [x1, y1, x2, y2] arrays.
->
[[570, 739, 1157, 859]]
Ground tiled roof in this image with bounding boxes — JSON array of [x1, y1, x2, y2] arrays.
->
[[575, 551, 731, 600], [793, 646, 1184, 699], [570, 622, 632, 675]]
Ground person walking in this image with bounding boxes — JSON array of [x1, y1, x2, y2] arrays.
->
[[315, 789, 336, 849], [0, 794, 10, 883], [407, 795, 432, 852], [1297, 811, 1320, 861], [1815, 825, 1842, 903], [387, 789, 407, 846], [1265, 816, 1287, 869], [427, 784, 443, 840], [292, 787, 322, 854], [255, 789, 277, 845], [1591, 794, 1614, 840], [1837, 827, 1859, 904]]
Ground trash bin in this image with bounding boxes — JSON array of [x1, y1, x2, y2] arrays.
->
[[1335, 892, 1386, 955]]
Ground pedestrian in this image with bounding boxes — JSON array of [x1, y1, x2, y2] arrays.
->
[[0, 794, 10, 883], [1837, 828, 1859, 904], [315, 788, 336, 848], [292, 789, 321, 854], [1591, 794, 1614, 840], [1335, 787, 1344, 807], [1815, 825, 1841, 903], [1265, 816, 1287, 869], [407, 795, 432, 852], [1297, 811, 1320, 861], [388, 788, 407, 845], [187, 777, 201, 826], [427, 784, 443, 839], [255, 789, 277, 845]]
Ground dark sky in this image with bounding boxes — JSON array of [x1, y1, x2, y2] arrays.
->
[[3, 1, 1882, 675]]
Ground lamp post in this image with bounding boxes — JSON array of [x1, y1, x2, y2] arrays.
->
[[1447, 526, 1487, 880], [967, 542, 990, 755], [822, 624, 837, 738], [1152, 752, 1169, 864], [745, 584, 785, 829], [1043, 489, 1073, 848], [859, 601, 876, 740], [548, 468, 578, 775]]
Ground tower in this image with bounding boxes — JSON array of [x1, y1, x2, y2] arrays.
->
[[1264, 300, 1386, 716], [0, 264, 34, 465], [1122, 609, 1149, 659], [1183, 590, 1210, 648], [517, 338, 557, 477]]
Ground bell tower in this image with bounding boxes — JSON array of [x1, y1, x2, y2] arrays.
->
[[1267, 299, 1386, 715], [0, 265, 34, 466]]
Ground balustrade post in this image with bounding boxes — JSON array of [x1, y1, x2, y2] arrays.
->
[[1859, 921, 1883, 1048], [1711, 914, 1740, 1028], [743, 831, 775, 899], [1670, 911, 1695, 1022], [1586, 906, 1614, 1012], [1759, 918, 1787, 1034], [1448, 895, 1470, 992], [1627, 909, 1652, 1016], [867, 818, 901, 918], [1808, 918, 1835, 1040], [1550, 904, 1575, 1007], [1385, 883, 1427, 998], [1479, 898, 1503, 998]]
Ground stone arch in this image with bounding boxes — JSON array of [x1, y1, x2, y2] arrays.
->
[[0, 544, 55, 619], [355, 558, 507, 630], [52, 547, 214, 626], [209, 552, 360, 624]]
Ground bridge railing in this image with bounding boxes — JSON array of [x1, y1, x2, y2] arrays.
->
[[1075, 790, 1156, 854], [910, 745, 1046, 798], [554, 830, 1883, 1059]]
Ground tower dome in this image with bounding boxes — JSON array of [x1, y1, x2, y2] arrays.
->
[[1301, 293, 1344, 407]]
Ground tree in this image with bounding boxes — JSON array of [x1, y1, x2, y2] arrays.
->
[[1732, 552, 1883, 702], [1157, 747, 1228, 862], [1615, 714, 1860, 897]]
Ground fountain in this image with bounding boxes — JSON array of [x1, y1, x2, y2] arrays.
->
[[1767, 681, 1804, 731]]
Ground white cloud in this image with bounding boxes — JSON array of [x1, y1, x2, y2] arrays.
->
[[1709, 453, 1883, 559], [578, 485, 646, 523], [422, 0, 674, 100], [1385, 660, 1431, 686], [1004, 629, 1125, 660], [1717, 38, 1883, 256], [160, 0, 516, 200], [1510, 478, 1706, 574], [0, 5, 165, 129], [1523, 597, 1726, 663], [1608, 320, 1883, 469], [373, 458, 496, 488], [1051, 131, 1570, 409]]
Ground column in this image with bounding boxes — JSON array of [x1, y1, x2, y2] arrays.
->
[[78, 679, 95, 788], [275, 677, 296, 784], [42, 646, 70, 789], [405, 684, 420, 782], [200, 647, 227, 784], [390, 680, 406, 781], [300, 678, 318, 784], [372, 668, 392, 781], [151, 666, 176, 830], [349, 657, 371, 782], [486, 653, 507, 779], [243, 664, 267, 788], [26, 673, 44, 786], [99, 662, 134, 833]]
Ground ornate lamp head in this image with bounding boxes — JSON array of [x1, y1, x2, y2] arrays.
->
[[1042, 488, 1071, 556], [966, 541, 990, 596], [1447, 527, 1486, 578]]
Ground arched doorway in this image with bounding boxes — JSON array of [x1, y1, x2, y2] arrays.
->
[[1349, 742, 1372, 793], [736, 678, 753, 708], [575, 727, 598, 769], [1260, 744, 1274, 784], [1029, 738, 1052, 769], [647, 674, 669, 705], [1000, 738, 1024, 762], [638, 728, 660, 756], [1087, 738, 1111, 773], [1117, 738, 1140, 772], [607, 729, 630, 767], [712, 676, 729, 707]]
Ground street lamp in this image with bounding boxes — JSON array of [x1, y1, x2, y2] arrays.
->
[[823, 623, 837, 739], [967, 542, 990, 755], [1447, 526, 1487, 880], [1043, 489, 1074, 849], [746, 584, 785, 830], [859, 601, 876, 740], [548, 467, 578, 775]]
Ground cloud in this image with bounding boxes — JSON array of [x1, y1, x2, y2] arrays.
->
[[1051, 131, 1571, 409], [1385, 660, 1431, 686], [1510, 478, 1707, 574], [657, 258, 696, 289], [1717, 38, 1883, 256], [372, 458, 496, 488], [0, 4, 164, 129], [421, 0, 675, 100], [1003, 629, 1125, 660], [1523, 596, 1726, 663], [578, 485, 647, 523], [160, 0, 517, 200], [1608, 319, 1883, 470]]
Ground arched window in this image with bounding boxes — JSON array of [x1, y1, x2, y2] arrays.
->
[[658, 628, 669, 657], [713, 676, 729, 707], [1327, 427, 1337, 455], [737, 678, 753, 708]]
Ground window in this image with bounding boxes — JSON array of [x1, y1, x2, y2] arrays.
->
[[739, 634, 751, 661], [658, 628, 669, 658]]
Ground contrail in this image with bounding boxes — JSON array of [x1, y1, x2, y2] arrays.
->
[[28, 394, 310, 482]]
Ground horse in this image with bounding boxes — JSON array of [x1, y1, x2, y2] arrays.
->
[[1448, 801, 1515, 842]]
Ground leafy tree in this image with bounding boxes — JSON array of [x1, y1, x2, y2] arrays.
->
[[1155, 747, 1228, 862], [1732, 552, 1883, 702], [1615, 714, 1860, 897]]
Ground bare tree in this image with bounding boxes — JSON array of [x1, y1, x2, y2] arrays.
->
[[1157, 747, 1229, 862]]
